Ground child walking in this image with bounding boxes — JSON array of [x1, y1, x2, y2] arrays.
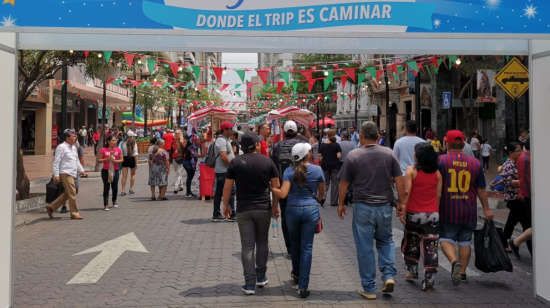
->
[[401, 143, 442, 292]]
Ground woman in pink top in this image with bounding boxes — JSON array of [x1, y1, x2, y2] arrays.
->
[[98, 135, 124, 211], [400, 143, 442, 292]]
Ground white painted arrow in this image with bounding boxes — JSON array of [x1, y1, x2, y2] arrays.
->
[[68, 232, 148, 284]]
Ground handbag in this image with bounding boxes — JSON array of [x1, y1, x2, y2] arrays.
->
[[303, 184, 323, 234], [46, 176, 62, 204], [175, 157, 184, 164]]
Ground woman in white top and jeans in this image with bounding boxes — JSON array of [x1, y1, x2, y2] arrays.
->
[[469, 132, 481, 160]]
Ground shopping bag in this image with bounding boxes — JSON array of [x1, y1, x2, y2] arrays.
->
[[45, 177, 63, 204], [474, 220, 513, 273]]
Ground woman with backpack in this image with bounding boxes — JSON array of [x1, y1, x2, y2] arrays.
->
[[119, 130, 139, 196], [318, 129, 342, 206], [271, 142, 325, 298]]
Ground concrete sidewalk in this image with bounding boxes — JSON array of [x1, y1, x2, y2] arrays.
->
[[24, 146, 97, 182]]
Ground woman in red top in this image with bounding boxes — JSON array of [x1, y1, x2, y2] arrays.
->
[[92, 129, 101, 156], [400, 143, 442, 292]]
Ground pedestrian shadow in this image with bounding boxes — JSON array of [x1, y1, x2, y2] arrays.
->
[[474, 280, 514, 291], [79, 208, 107, 212], [181, 218, 215, 225]]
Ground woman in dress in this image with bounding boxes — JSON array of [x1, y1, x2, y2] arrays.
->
[[120, 130, 139, 196], [271, 143, 325, 299], [401, 143, 441, 292], [318, 129, 341, 206], [98, 135, 124, 211], [148, 139, 170, 201]]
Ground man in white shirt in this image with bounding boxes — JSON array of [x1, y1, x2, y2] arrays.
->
[[78, 126, 87, 148], [349, 125, 360, 148], [46, 129, 87, 220], [393, 120, 426, 176]]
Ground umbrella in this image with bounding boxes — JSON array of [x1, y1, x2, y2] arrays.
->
[[310, 117, 335, 127], [187, 106, 237, 135], [267, 106, 316, 126]]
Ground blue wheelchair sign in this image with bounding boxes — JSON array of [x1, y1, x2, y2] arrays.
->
[[443, 92, 451, 109]]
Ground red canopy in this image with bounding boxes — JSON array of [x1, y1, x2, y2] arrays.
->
[[310, 117, 335, 128]]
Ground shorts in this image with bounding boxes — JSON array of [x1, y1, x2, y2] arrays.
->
[[439, 222, 477, 246], [121, 156, 136, 169]]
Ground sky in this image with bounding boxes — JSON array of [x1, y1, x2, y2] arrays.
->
[[220, 53, 258, 102]]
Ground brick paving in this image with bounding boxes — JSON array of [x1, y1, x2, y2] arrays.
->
[[13, 166, 544, 308]]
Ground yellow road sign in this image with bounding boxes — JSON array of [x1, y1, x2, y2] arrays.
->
[[494, 58, 529, 99]]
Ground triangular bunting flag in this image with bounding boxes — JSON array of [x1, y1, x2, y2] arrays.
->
[[169, 62, 180, 77], [246, 83, 255, 92], [357, 73, 366, 86], [449, 55, 457, 66], [327, 70, 334, 85], [212, 67, 224, 83], [103, 51, 113, 64], [406, 61, 419, 73], [234, 69, 246, 83], [308, 79, 315, 93], [366, 67, 376, 79], [376, 70, 384, 83], [279, 72, 290, 86], [430, 57, 439, 69], [257, 70, 268, 85], [301, 71, 313, 82], [324, 77, 331, 91], [147, 58, 157, 73], [292, 81, 299, 92], [390, 64, 398, 75], [219, 84, 230, 92], [344, 68, 356, 82], [124, 53, 135, 69], [84, 51, 89, 58], [340, 75, 347, 89], [276, 81, 284, 94], [191, 66, 201, 80]]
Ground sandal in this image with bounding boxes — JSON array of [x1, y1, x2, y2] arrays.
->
[[404, 272, 418, 279], [151, 196, 156, 201]]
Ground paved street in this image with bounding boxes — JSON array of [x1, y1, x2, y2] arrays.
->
[[13, 166, 543, 308]]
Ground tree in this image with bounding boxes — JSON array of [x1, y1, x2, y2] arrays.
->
[[420, 86, 431, 107], [16, 50, 173, 199]]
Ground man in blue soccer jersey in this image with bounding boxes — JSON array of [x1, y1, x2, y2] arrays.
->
[[438, 130, 494, 286]]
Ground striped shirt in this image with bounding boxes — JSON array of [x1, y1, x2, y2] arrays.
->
[[438, 152, 486, 224]]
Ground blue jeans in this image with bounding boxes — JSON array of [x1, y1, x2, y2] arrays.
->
[[213, 172, 235, 217], [285, 205, 319, 290], [352, 203, 396, 294], [182, 160, 195, 194]]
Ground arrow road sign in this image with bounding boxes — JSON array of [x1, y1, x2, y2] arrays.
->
[[68, 232, 148, 284], [443, 92, 451, 109]]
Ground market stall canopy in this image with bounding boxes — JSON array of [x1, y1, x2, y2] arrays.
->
[[249, 114, 268, 125], [310, 117, 335, 128], [187, 106, 237, 135], [267, 106, 316, 127]]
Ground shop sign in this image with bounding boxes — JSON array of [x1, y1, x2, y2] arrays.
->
[[98, 108, 111, 119]]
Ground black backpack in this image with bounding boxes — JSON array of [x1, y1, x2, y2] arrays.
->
[[204, 137, 220, 168], [276, 138, 300, 181]]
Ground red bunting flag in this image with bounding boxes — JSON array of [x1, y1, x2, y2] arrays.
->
[[219, 84, 230, 92], [257, 70, 268, 85], [84, 51, 90, 58], [301, 71, 313, 82], [344, 68, 356, 82], [431, 57, 439, 68], [246, 83, 255, 92], [124, 53, 135, 68], [308, 79, 316, 93], [376, 70, 384, 83], [417, 62, 424, 73], [212, 67, 224, 83], [169, 62, 180, 78], [390, 64, 398, 75], [276, 81, 284, 94], [340, 75, 347, 89]]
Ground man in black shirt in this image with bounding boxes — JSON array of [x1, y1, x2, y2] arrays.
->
[[231, 132, 240, 156], [223, 132, 280, 295]]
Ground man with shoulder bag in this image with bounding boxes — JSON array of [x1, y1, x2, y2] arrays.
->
[[212, 122, 237, 222]]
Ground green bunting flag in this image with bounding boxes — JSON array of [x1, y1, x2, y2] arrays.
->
[[234, 84, 242, 90], [234, 69, 246, 83], [366, 67, 376, 79], [394, 72, 400, 82], [103, 51, 113, 64], [406, 61, 418, 72], [449, 55, 457, 66], [327, 70, 334, 85], [182, 84, 191, 91], [236, 92, 242, 98], [191, 66, 201, 81], [357, 73, 366, 86], [292, 81, 299, 92], [161, 83, 170, 89], [397, 66, 405, 76], [279, 72, 290, 86], [146, 58, 157, 74], [324, 77, 331, 91], [437, 58, 443, 67]]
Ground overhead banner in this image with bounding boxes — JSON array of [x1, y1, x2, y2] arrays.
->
[[1, 0, 549, 34]]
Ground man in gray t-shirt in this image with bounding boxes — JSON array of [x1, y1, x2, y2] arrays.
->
[[393, 120, 425, 176], [212, 121, 237, 222], [337, 121, 406, 298], [338, 132, 356, 163]]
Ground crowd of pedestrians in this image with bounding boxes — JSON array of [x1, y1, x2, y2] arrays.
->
[[44, 119, 532, 300]]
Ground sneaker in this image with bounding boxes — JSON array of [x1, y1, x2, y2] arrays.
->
[[104, 206, 110, 211], [121, 192, 126, 196], [129, 190, 135, 195], [357, 287, 376, 300], [382, 279, 395, 293], [178, 187, 184, 191], [228, 215, 237, 222], [451, 260, 462, 286], [242, 285, 255, 295], [422, 279, 434, 292], [174, 190, 179, 194], [60, 206, 68, 213], [461, 274, 467, 282], [212, 214, 225, 222], [299, 289, 310, 298], [113, 203, 119, 208], [509, 239, 521, 259], [186, 192, 197, 198], [256, 276, 268, 288]]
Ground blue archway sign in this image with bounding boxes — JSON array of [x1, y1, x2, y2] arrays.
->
[[0, 0, 548, 35]]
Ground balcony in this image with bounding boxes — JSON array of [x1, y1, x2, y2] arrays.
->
[[94, 78, 129, 97]]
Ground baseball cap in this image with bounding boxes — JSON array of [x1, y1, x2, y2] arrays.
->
[[292, 143, 312, 161], [284, 120, 298, 132], [126, 130, 137, 137], [241, 132, 259, 150], [220, 121, 235, 131], [446, 130, 464, 144]]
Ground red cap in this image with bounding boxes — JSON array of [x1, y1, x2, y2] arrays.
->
[[446, 130, 464, 144], [220, 121, 235, 131]]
